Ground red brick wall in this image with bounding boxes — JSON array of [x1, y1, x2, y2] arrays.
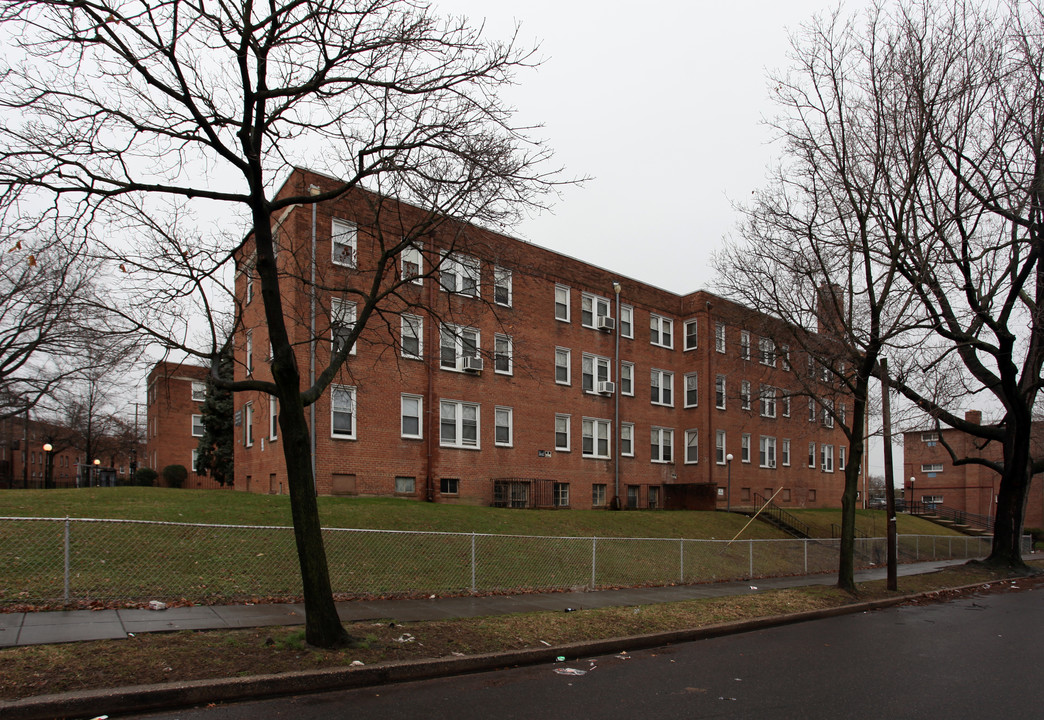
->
[[230, 168, 850, 509]]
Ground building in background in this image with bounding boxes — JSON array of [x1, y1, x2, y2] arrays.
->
[[228, 168, 850, 510], [902, 410, 1044, 528], [145, 360, 226, 489]]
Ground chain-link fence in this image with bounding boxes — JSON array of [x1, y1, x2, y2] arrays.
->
[[0, 516, 1028, 607]]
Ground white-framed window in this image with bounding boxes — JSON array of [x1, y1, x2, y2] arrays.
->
[[245, 330, 253, 375], [781, 438, 791, 466], [331, 298, 357, 356], [715, 430, 727, 464], [759, 337, 776, 366], [440, 478, 459, 495], [651, 427, 674, 463], [401, 394, 423, 439], [621, 361, 634, 396], [621, 422, 634, 457], [839, 403, 847, 425], [740, 380, 751, 410], [650, 369, 674, 407], [839, 446, 847, 470], [808, 442, 816, 468], [822, 399, 835, 428], [684, 372, 698, 408], [191, 414, 205, 437], [781, 344, 791, 371], [331, 218, 357, 268], [740, 330, 751, 361], [741, 433, 751, 463], [242, 403, 253, 446], [401, 314, 423, 360], [821, 444, 834, 472], [494, 334, 513, 375], [715, 322, 726, 353], [581, 293, 611, 329], [685, 429, 699, 464], [440, 400, 479, 448], [440, 324, 480, 371], [760, 385, 777, 418], [715, 375, 726, 409], [759, 436, 777, 468], [650, 314, 674, 348], [921, 463, 944, 473], [191, 448, 200, 473], [395, 476, 416, 494], [439, 252, 480, 296], [493, 266, 512, 306], [555, 414, 570, 451], [555, 285, 570, 322], [555, 347, 571, 385], [582, 417, 611, 458], [782, 393, 791, 418], [921, 431, 940, 443], [620, 304, 634, 339], [554, 482, 570, 508], [192, 381, 206, 403], [269, 397, 278, 441], [400, 244, 423, 284], [245, 270, 253, 305], [581, 353, 611, 393], [331, 385, 356, 439], [684, 319, 698, 351], [495, 406, 513, 446], [809, 398, 817, 422]]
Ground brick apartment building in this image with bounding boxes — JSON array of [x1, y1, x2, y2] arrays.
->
[[903, 411, 1044, 528], [145, 360, 226, 489], [231, 167, 850, 509], [0, 414, 137, 489]]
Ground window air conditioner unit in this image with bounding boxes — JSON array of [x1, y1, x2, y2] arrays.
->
[[597, 381, 616, 395], [596, 317, 616, 332], [462, 356, 484, 372]]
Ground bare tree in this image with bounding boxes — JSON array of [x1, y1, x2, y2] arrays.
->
[[0, 0, 560, 646], [715, 4, 925, 591], [883, 0, 1044, 569], [0, 230, 100, 418]]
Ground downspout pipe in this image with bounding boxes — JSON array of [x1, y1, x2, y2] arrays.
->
[[613, 281, 622, 510], [309, 184, 320, 495]]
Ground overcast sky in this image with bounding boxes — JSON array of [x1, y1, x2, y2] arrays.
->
[[434, 0, 853, 296]]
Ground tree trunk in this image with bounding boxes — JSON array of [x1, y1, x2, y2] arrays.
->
[[985, 416, 1032, 569], [278, 387, 353, 647], [837, 374, 870, 593]]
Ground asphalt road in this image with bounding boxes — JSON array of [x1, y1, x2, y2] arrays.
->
[[132, 584, 1043, 720]]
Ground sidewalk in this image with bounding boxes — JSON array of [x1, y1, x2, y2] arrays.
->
[[0, 559, 967, 647]]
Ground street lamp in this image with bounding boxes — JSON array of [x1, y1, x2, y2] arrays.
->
[[42, 443, 53, 489], [93, 458, 101, 487], [909, 476, 915, 511], [726, 453, 734, 512]]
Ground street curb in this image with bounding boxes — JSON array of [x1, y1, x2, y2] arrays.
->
[[0, 578, 1018, 720]]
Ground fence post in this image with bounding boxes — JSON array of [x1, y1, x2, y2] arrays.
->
[[804, 538, 808, 574], [679, 538, 684, 583], [63, 517, 71, 603], [749, 540, 754, 579], [591, 537, 597, 589], [470, 533, 476, 593], [916, 535, 919, 561]]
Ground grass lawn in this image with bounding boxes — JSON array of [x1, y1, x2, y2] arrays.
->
[[0, 489, 988, 608]]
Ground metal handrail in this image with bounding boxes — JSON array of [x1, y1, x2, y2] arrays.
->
[[907, 501, 995, 532], [752, 492, 811, 538]]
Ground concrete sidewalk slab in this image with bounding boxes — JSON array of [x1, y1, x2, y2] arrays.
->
[[0, 612, 25, 647], [16, 609, 125, 646], [119, 606, 225, 634], [211, 603, 305, 628]]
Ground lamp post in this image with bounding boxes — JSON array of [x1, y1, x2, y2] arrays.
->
[[612, 280, 622, 511], [93, 458, 101, 487], [726, 453, 734, 512], [909, 476, 915, 511], [42, 443, 53, 489]]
